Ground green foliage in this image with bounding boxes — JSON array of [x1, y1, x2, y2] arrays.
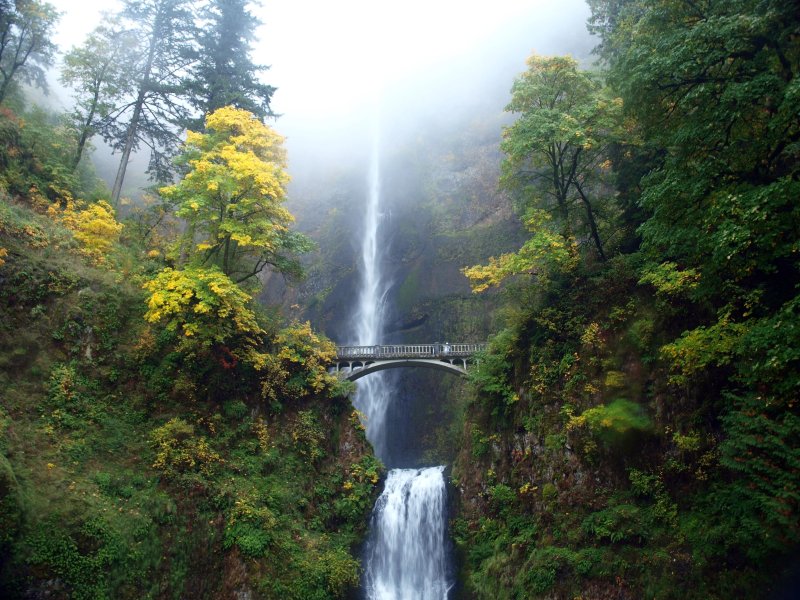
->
[[60, 20, 138, 169], [259, 321, 351, 404], [44, 362, 99, 432], [638, 261, 700, 298], [290, 410, 326, 463], [541, 482, 558, 502], [568, 398, 652, 445], [0, 454, 22, 550], [0, 23, 374, 600], [162, 106, 312, 284], [463, 209, 578, 292], [25, 519, 121, 600], [462, 53, 631, 294], [488, 483, 516, 516], [468, 328, 519, 414], [0, 105, 88, 203], [719, 390, 800, 543], [223, 493, 277, 558], [333, 453, 382, 523], [182, 0, 276, 127], [0, 0, 59, 103], [150, 418, 223, 479]]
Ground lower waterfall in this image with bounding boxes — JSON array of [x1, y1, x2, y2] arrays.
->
[[363, 467, 452, 600]]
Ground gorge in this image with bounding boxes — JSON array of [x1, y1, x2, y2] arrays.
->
[[1, 1, 798, 599]]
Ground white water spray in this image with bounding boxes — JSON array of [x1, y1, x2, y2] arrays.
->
[[352, 110, 452, 599], [364, 467, 451, 600]]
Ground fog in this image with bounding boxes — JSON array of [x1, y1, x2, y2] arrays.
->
[[45, 0, 594, 201], [256, 0, 594, 184]]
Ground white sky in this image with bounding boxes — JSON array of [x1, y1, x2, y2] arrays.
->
[[47, 0, 590, 119]]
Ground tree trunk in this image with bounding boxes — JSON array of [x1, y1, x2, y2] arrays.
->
[[111, 97, 144, 206], [574, 180, 606, 261], [73, 97, 98, 170], [110, 13, 160, 207]]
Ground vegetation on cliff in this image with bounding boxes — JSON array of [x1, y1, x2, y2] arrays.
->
[[455, 0, 799, 597], [0, 91, 379, 598]]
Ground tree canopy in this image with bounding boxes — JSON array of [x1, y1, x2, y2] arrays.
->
[[463, 54, 626, 291], [161, 106, 312, 285], [0, 0, 59, 102], [60, 21, 138, 169], [105, 0, 198, 204], [183, 0, 276, 129]]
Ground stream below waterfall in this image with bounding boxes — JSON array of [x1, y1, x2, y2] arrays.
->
[[350, 111, 453, 599]]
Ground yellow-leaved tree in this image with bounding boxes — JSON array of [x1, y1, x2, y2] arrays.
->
[[142, 266, 262, 356], [256, 321, 351, 403], [160, 106, 312, 286]]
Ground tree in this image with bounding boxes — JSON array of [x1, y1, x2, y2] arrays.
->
[[501, 54, 625, 261], [462, 209, 577, 292], [183, 0, 275, 130], [463, 54, 625, 292], [105, 0, 198, 206], [143, 265, 263, 355], [60, 21, 138, 170], [0, 0, 59, 103], [593, 0, 800, 548], [160, 106, 312, 285]]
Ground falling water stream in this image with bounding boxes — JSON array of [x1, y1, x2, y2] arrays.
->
[[351, 113, 452, 599]]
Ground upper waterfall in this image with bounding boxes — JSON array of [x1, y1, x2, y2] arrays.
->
[[351, 108, 392, 460]]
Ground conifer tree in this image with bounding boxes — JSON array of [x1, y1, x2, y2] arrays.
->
[[106, 0, 198, 206], [184, 0, 275, 130]]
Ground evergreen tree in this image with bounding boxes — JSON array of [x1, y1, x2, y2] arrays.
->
[[106, 0, 199, 206], [184, 0, 275, 129]]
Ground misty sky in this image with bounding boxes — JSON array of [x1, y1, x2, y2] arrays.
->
[[45, 0, 593, 187], [47, 0, 591, 119]]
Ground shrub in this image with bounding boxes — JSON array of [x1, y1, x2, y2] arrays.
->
[[568, 398, 652, 445], [150, 418, 222, 478], [290, 410, 325, 463]]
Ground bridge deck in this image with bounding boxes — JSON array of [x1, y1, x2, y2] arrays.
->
[[335, 343, 486, 361]]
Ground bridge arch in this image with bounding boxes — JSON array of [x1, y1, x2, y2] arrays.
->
[[340, 358, 468, 382], [330, 343, 486, 381]]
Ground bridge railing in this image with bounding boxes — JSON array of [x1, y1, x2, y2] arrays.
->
[[335, 343, 486, 361]]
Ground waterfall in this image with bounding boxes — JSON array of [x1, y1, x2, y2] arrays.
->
[[351, 110, 452, 599], [364, 467, 451, 600], [352, 116, 391, 459]]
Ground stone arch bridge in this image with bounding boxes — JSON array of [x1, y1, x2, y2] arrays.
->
[[331, 343, 486, 381]]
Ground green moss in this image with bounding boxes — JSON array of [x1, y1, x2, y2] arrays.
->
[[396, 266, 421, 314]]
